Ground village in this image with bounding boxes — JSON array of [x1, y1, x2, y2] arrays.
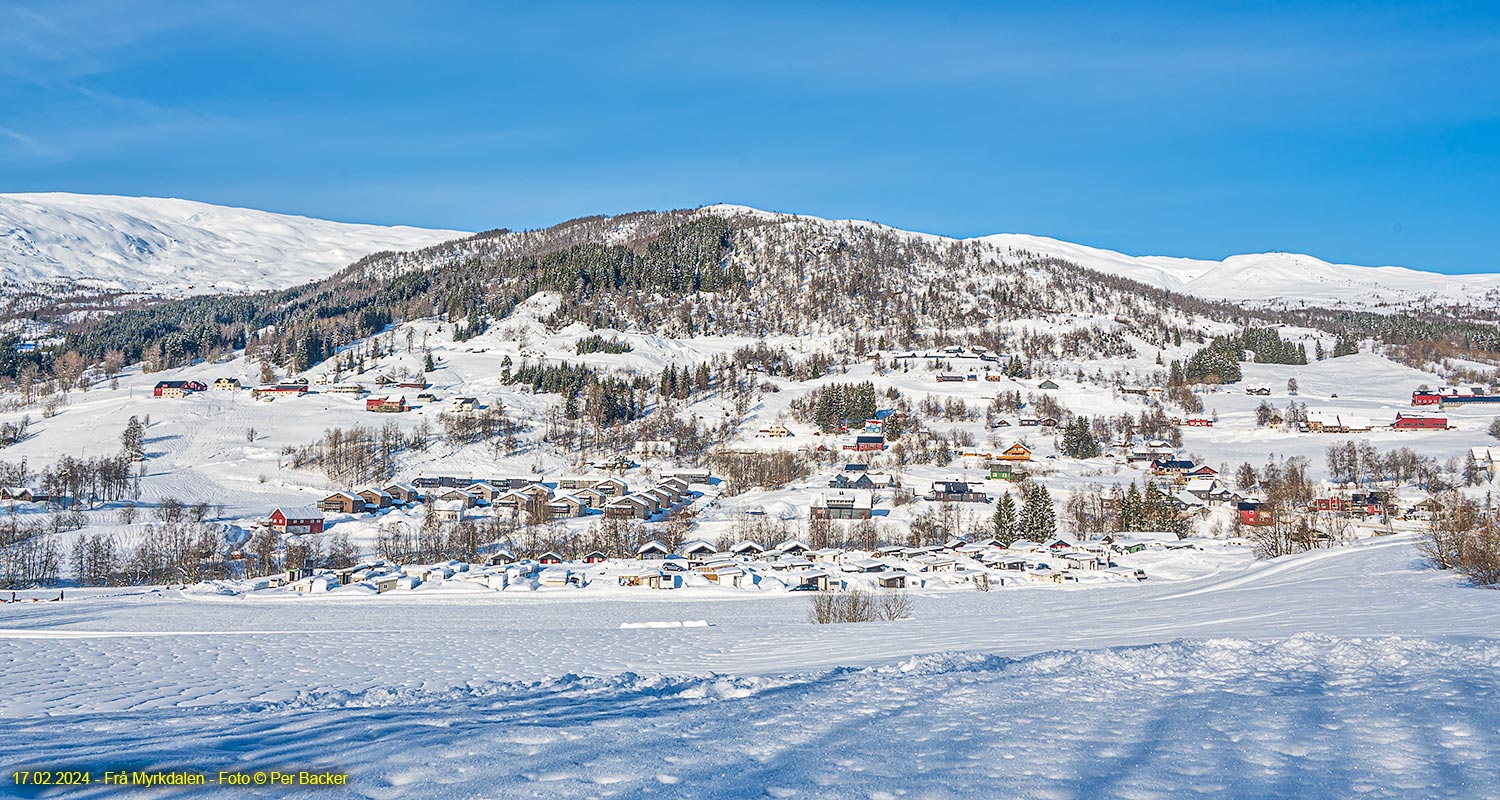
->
[[0, 324, 1458, 602]]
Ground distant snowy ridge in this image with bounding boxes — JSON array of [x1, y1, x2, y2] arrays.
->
[[0, 193, 470, 296], [978, 232, 1500, 308], [701, 204, 1500, 309]]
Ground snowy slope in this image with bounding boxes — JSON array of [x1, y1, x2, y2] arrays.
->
[[0, 193, 470, 295], [5, 193, 1491, 309], [696, 205, 1500, 309], [977, 232, 1500, 309]]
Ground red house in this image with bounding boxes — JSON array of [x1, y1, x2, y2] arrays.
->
[[153, 380, 193, 398], [1411, 391, 1443, 406], [269, 506, 325, 534], [843, 435, 886, 452], [253, 384, 310, 398], [1184, 418, 1214, 427], [366, 396, 409, 413], [1392, 413, 1447, 431], [1237, 501, 1273, 527]]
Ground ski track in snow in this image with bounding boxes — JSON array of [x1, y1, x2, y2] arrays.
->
[[3, 537, 1500, 798]]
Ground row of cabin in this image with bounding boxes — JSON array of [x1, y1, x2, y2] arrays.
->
[[319, 483, 425, 515], [603, 473, 703, 520]]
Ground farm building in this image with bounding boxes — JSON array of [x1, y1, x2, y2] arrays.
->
[[253, 383, 309, 399], [153, 380, 204, 398], [365, 396, 409, 413], [1392, 413, 1448, 431], [270, 507, 325, 535]]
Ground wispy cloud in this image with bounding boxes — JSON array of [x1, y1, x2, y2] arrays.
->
[[0, 0, 252, 165]]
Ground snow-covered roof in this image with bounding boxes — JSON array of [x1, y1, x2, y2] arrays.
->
[[811, 489, 873, 510]]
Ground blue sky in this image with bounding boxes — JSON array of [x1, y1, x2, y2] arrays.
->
[[2, 1, 1497, 273]]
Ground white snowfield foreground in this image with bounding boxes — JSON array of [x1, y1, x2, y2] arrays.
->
[[3, 534, 1499, 798]]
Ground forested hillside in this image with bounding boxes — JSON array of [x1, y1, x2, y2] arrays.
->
[[0, 205, 1492, 391]]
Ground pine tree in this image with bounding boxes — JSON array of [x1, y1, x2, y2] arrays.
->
[[1019, 483, 1056, 542], [992, 492, 1019, 545], [1121, 482, 1142, 531], [120, 416, 145, 459], [1061, 417, 1099, 459]]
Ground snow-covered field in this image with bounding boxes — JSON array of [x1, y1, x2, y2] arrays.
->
[[3, 534, 1498, 798]]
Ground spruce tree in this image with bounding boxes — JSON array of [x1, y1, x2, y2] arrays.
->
[[1121, 482, 1142, 531], [1019, 483, 1056, 542], [120, 416, 145, 459], [992, 492, 1019, 546]]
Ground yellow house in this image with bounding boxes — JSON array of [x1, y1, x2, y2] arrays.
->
[[999, 442, 1033, 463]]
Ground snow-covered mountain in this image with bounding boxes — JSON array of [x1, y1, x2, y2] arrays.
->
[[0, 193, 470, 296], [4, 193, 1493, 311], [975, 232, 1500, 309], [701, 205, 1498, 309]]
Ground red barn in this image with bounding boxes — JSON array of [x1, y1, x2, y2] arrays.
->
[[153, 380, 192, 398], [269, 506, 325, 534], [1392, 413, 1447, 431], [1184, 418, 1214, 427], [1411, 391, 1442, 406], [366, 396, 408, 413]]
